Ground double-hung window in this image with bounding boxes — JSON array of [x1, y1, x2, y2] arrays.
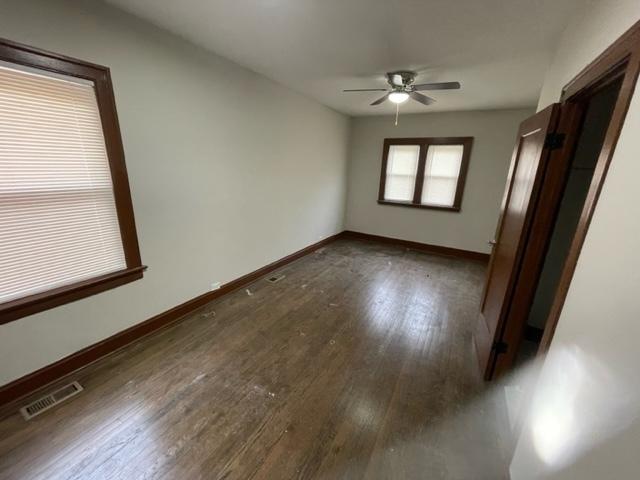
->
[[378, 137, 473, 211], [0, 39, 144, 324]]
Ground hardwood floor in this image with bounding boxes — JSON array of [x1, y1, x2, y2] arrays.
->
[[0, 239, 509, 479]]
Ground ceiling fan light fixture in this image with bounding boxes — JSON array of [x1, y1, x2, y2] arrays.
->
[[388, 91, 409, 104]]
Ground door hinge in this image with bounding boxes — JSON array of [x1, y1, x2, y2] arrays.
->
[[492, 341, 509, 354], [544, 132, 566, 150]]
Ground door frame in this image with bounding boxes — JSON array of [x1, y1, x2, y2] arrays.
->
[[482, 20, 640, 380], [500, 18, 640, 459], [539, 20, 640, 351]]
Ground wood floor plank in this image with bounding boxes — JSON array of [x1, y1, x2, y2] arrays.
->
[[0, 239, 508, 480]]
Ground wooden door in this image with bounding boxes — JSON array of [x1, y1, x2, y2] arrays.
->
[[474, 104, 560, 379]]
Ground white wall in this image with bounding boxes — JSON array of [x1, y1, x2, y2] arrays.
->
[[345, 109, 533, 253], [537, 0, 639, 109], [0, 0, 350, 386], [511, 0, 640, 478]]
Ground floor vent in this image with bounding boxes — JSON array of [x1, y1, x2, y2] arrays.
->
[[266, 274, 286, 284], [20, 381, 83, 420]]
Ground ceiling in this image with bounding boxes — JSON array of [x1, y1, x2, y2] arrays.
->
[[105, 0, 584, 116]]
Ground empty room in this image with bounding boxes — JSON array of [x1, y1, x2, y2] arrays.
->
[[1, 0, 639, 479]]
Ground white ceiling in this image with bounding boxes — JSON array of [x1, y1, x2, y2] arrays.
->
[[105, 0, 584, 116]]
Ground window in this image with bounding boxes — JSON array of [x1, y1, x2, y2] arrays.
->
[[0, 39, 144, 324], [378, 137, 473, 211]]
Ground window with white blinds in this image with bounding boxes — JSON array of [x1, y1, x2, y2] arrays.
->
[[383, 145, 420, 202], [0, 61, 127, 304], [378, 137, 472, 211], [421, 144, 464, 207]]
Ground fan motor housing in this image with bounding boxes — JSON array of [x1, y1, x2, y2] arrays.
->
[[386, 71, 416, 87]]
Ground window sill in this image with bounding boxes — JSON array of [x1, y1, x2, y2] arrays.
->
[[0, 266, 147, 325], [377, 200, 460, 212]]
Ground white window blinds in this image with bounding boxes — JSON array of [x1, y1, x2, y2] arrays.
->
[[383, 145, 420, 202], [421, 144, 464, 207], [0, 62, 127, 304]]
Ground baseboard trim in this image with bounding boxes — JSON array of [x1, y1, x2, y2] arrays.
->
[[0, 233, 342, 407], [342, 230, 490, 262]]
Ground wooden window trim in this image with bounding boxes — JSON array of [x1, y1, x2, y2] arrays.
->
[[0, 38, 146, 325], [377, 136, 473, 212]]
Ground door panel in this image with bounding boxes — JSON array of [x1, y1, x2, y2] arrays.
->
[[474, 104, 560, 379], [491, 103, 584, 378]]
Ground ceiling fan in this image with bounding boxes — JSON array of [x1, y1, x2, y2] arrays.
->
[[343, 71, 460, 106]]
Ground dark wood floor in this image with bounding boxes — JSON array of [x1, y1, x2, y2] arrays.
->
[[0, 239, 509, 479]]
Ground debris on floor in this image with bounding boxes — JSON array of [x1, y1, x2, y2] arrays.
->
[[201, 310, 216, 318], [329, 339, 336, 345], [253, 384, 271, 397], [190, 373, 206, 385], [329, 303, 339, 307], [246, 289, 253, 296]]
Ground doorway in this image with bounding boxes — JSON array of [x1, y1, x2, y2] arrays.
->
[[514, 77, 623, 367], [474, 19, 640, 381]]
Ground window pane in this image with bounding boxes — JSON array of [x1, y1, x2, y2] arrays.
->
[[421, 144, 463, 206], [0, 62, 127, 303], [384, 145, 419, 201]]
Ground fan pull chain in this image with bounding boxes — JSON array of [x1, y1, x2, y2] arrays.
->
[[395, 103, 399, 126]]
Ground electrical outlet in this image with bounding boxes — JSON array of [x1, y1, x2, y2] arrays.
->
[[210, 281, 221, 291]]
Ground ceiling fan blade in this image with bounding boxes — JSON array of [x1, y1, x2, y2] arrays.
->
[[370, 94, 389, 106], [409, 91, 435, 106], [343, 88, 388, 92], [413, 81, 461, 91]]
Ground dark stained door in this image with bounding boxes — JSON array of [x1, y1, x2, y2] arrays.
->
[[474, 104, 560, 379]]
